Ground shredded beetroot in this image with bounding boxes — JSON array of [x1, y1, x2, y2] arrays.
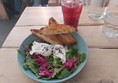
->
[[33, 53, 54, 77], [64, 58, 75, 70], [64, 55, 80, 70], [39, 66, 53, 78], [33, 53, 47, 67], [39, 63, 54, 77]]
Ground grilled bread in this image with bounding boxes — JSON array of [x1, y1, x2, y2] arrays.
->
[[49, 17, 58, 25], [31, 29, 63, 45], [56, 34, 76, 45], [30, 17, 77, 45], [39, 24, 76, 35], [48, 17, 76, 45]]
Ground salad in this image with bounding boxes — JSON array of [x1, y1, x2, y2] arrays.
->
[[18, 39, 86, 80]]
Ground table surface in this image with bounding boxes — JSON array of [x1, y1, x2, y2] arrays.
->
[[1, 6, 118, 83], [15, 6, 104, 27]]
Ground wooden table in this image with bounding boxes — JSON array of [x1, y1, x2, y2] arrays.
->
[[15, 6, 104, 27], [1, 6, 118, 83]]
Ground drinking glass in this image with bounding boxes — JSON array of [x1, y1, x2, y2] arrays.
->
[[88, 6, 108, 20], [86, 0, 108, 20], [61, 0, 83, 28], [102, 12, 118, 38]]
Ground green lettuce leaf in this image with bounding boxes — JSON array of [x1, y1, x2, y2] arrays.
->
[[79, 53, 86, 63]]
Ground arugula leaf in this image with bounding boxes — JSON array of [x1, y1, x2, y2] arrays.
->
[[79, 53, 86, 63], [66, 45, 78, 59], [77, 60, 80, 66], [57, 68, 71, 79], [23, 56, 39, 76], [66, 52, 72, 59], [28, 65, 39, 75], [51, 68, 63, 78], [25, 56, 32, 63], [52, 58, 62, 68], [23, 63, 29, 70], [47, 55, 54, 65]]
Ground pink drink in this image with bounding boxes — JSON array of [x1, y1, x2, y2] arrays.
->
[[62, 1, 83, 28]]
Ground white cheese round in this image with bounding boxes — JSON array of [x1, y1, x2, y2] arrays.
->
[[52, 45, 66, 63], [30, 41, 52, 56], [30, 41, 67, 63]]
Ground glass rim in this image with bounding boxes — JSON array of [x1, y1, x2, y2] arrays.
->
[[60, 0, 83, 4]]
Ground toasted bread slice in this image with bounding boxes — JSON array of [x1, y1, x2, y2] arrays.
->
[[48, 17, 76, 45], [49, 17, 58, 25], [31, 29, 63, 45], [57, 34, 76, 45], [39, 24, 76, 35], [30, 17, 77, 45]]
